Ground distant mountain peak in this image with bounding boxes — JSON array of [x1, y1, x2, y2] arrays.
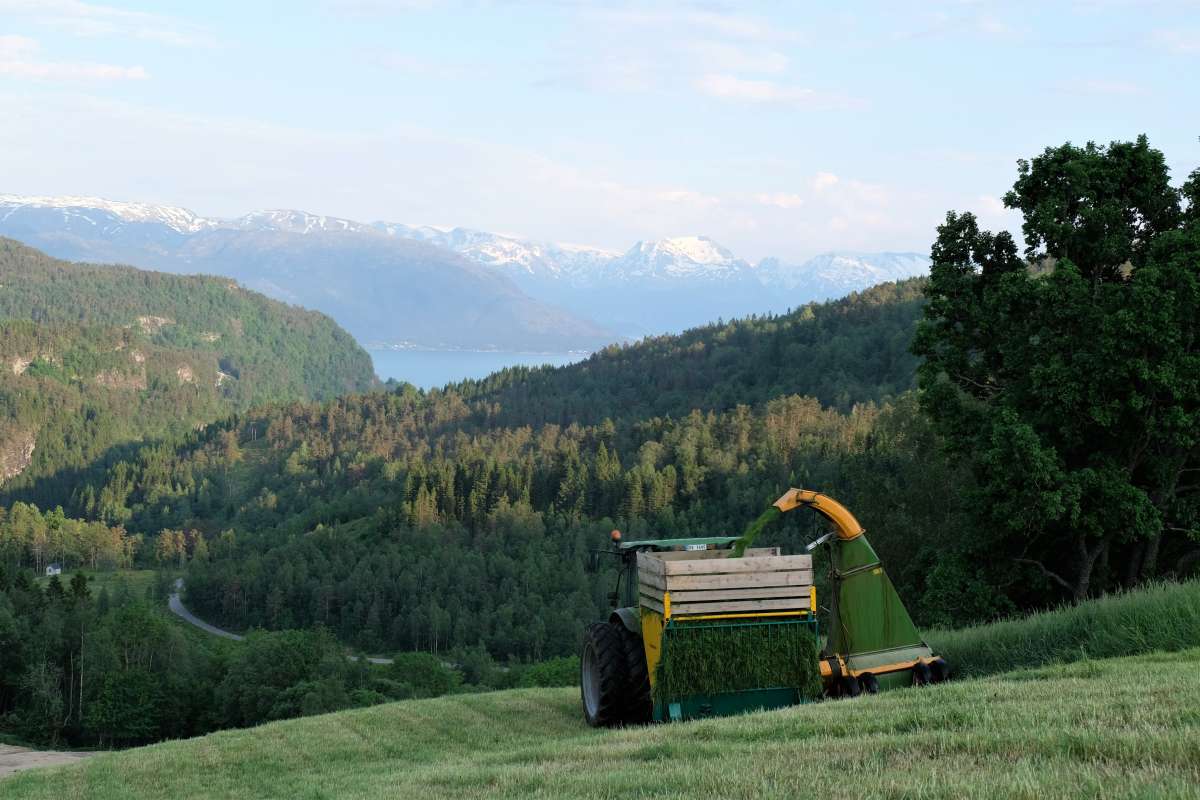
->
[[635, 235, 734, 264], [235, 209, 372, 235], [609, 235, 749, 282], [0, 193, 216, 235]]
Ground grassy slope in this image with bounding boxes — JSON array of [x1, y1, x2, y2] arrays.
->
[[7, 648, 1200, 800], [930, 580, 1200, 678]]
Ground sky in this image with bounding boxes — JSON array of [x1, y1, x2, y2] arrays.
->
[[1, 0, 1198, 262]]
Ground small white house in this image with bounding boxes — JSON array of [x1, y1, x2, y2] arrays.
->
[[45, 563, 62, 577]]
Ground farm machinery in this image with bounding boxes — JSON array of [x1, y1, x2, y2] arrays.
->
[[580, 488, 949, 726]]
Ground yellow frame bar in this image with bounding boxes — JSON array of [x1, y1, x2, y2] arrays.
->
[[673, 610, 811, 622]]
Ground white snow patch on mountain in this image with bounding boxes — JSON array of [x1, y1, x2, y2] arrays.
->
[[0, 193, 216, 234]]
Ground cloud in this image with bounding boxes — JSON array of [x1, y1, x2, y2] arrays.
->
[[977, 195, 1007, 216], [588, 7, 800, 43], [680, 40, 789, 74], [811, 172, 839, 191], [0, 0, 215, 47], [0, 34, 148, 80], [1151, 29, 1200, 53], [656, 189, 720, 209], [694, 74, 862, 109], [367, 51, 474, 80], [974, 194, 1021, 229], [756, 192, 804, 209], [537, 3, 847, 108], [1054, 78, 1147, 95], [330, 0, 442, 12], [892, 8, 1023, 42]]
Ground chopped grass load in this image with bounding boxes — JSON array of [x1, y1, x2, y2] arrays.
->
[[653, 619, 822, 701]]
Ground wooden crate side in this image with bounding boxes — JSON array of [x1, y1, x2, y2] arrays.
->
[[640, 571, 667, 591], [637, 552, 666, 577], [662, 554, 813, 576], [671, 597, 812, 616], [639, 582, 664, 602], [639, 593, 665, 614], [662, 570, 814, 591]]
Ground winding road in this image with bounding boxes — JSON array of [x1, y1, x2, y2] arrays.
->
[[168, 580, 244, 641], [168, 579, 393, 664]]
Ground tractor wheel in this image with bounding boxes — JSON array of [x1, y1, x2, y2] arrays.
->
[[860, 673, 879, 694], [930, 659, 950, 683], [580, 622, 634, 727], [912, 661, 932, 687], [840, 674, 862, 698], [617, 624, 652, 723]]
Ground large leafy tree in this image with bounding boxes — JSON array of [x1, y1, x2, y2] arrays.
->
[[914, 136, 1200, 602]]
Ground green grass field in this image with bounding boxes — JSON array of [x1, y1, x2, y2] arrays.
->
[[36, 568, 162, 599], [6, 646, 1199, 799]]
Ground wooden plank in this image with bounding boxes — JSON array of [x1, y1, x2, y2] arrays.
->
[[637, 548, 779, 577], [671, 597, 812, 615], [640, 581, 812, 604], [668, 586, 811, 603], [661, 570, 814, 591], [637, 552, 666, 577], [640, 571, 667, 591], [645, 569, 814, 594], [662, 554, 812, 576], [639, 594, 664, 614], [639, 582, 664, 602]]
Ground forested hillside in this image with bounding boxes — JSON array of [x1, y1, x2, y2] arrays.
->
[[4, 280, 983, 665], [0, 239, 376, 504], [453, 279, 924, 424]]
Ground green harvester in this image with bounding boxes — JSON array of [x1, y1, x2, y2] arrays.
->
[[580, 488, 949, 725]]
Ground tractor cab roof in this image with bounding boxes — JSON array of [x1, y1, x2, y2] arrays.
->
[[618, 535, 741, 552]]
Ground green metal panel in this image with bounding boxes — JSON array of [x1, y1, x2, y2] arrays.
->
[[611, 606, 640, 635], [653, 687, 805, 722], [827, 534, 928, 660]]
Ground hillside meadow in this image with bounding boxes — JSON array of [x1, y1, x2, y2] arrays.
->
[[5, 644, 1199, 800]]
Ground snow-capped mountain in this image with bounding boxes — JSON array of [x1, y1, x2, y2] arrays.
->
[[0, 193, 217, 235], [757, 252, 931, 293], [0, 192, 931, 342], [235, 209, 373, 235], [373, 222, 620, 281], [604, 236, 751, 283]]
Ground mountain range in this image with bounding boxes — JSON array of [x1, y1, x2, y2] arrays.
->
[[0, 194, 930, 348]]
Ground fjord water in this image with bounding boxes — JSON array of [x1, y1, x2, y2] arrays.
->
[[370, 349, 583, 389]]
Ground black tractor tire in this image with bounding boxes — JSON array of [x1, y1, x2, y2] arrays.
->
[[912, 661, 933, 687], [840, 674, 862, 698], [580, 621, 636, 727], [930, 658, 950, 683], [860, 673, 879, 694], [617, 623, 653, 723]]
